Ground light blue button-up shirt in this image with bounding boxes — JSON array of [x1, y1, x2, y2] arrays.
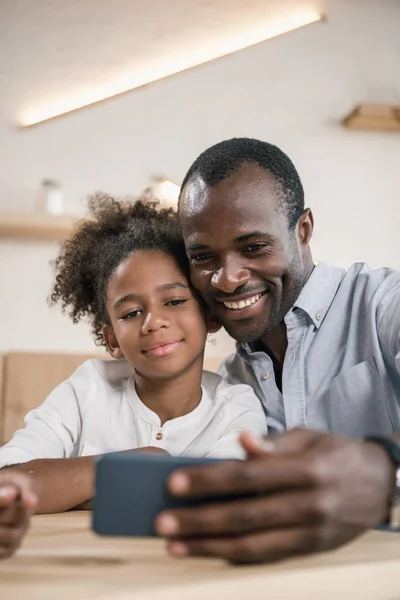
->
[[220, 263, 400, 438]]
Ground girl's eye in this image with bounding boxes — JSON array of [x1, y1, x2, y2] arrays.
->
[[121, 308, 142, 320], [165, 298, 188, 307]]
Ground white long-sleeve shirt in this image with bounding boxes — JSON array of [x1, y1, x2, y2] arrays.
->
[[0, 359, 267, 467]]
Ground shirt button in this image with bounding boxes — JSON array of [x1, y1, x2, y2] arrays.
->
[[315, 312, 321, 321], [262, 372, 270, 381], [155, 432, 163, 441]]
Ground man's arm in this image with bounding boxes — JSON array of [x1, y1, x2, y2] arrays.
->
[[155, 429, 395, 563], [377, 274, 400, 375]]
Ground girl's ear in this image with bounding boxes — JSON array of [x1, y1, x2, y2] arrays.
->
[[102, 325, 125, 360], [206, 314, 222, 335]]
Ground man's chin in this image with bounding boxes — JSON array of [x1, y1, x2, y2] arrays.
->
[[222, 318, 267, 344]]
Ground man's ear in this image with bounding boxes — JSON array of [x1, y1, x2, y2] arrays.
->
[[207, 314, 222, 335], [297, 208, 314, 246], [102, 325, 125, 360]]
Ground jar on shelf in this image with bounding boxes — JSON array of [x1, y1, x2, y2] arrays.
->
[[37, 179, 64, 215]]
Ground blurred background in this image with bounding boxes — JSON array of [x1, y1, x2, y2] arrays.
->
[[0, 0, 399, 359]]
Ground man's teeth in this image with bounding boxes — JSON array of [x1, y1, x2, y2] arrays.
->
[[223, 293, 263, 310]]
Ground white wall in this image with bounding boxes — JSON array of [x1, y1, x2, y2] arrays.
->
[[0, 0, 399, 354]]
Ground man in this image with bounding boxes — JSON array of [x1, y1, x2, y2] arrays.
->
[[155, 137, 400, 563]]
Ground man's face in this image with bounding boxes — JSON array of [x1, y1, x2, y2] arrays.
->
[[179, 163, 310, 343]]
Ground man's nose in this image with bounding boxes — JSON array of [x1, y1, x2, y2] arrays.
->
[[211, 258, 251, 294]]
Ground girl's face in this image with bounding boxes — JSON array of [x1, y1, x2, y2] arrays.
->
[[103, 250, 215, 381]]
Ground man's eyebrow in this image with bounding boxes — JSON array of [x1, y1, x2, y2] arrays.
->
[[233, 231, 276, 244], [186, 243, 209, 252], [113, 283, 189, 310], [186, 232, 276, 253]]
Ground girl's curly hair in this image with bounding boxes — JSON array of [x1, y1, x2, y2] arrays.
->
[[51, 192, 188, 346]]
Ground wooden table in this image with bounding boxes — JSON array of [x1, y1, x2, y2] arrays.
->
[[1, 512, 400, 600]]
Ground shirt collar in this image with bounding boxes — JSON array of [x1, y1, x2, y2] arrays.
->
[[238, 262, 345, 355], [125, 378, 209, 428], [292, 262, 345, 329]]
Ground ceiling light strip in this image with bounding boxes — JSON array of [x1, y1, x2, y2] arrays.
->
[[20, 11, 322, 127]]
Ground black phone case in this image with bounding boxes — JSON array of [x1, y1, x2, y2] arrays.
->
[[92, 453, 224, 537]]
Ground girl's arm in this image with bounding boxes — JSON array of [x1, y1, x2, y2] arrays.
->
[[0, 377, 85, 513], [5, 457, 94, 513], [6, 447, 170, 514]]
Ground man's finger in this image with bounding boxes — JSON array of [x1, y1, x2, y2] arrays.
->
[[166, 527, 322, 564], [269, 429, 326, 453], [238, 432, 275, 458], [156, 490, 329, 538], [167, 454, 317, 499]]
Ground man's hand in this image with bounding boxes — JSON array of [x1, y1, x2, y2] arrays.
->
[[155, 429, 395, 564], [0, 471, 37, 559]]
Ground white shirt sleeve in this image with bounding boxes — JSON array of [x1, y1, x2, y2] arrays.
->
[[206, 382, 267, 460], [0, 379, 83, 468]]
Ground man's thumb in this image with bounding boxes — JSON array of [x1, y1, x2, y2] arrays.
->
[[240, 428, 321, 458]]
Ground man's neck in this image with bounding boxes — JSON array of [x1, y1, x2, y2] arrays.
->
[[259, 322, 288, 368], [258, 259, 315, 367], [133, 355, 204, 426]]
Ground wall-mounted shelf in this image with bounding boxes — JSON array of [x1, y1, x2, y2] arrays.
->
[[343, 104, 400, 132], [0, 211, 82, 241]]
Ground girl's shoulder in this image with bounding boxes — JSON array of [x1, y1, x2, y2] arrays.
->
[[65, 358, 134, 397], [201, 370, 259, 404]]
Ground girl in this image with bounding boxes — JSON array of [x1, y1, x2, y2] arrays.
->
[[0, 194, 266, 514]]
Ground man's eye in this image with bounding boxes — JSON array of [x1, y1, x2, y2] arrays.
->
[[191, 253, 213, 263], [244, 244, 269, 253], [121, 309, 142, 320], [165, 298, 188, 307]]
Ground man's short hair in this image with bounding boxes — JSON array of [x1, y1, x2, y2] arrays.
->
[[180, 137, 305, 229]]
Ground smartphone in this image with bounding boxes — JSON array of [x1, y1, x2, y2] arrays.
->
[[93, 453, 227, 537]]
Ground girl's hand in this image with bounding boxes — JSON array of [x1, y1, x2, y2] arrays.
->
[[0, 471, 37, 559]]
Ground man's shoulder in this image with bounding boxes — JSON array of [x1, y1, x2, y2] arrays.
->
[[341, 262, 400, 299], [345, 262, 399, 281], [312, 261, 399, 293]]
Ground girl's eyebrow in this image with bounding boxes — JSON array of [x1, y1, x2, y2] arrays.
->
[[156, 282, 189, 292], [113, 282, 189, 310]]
